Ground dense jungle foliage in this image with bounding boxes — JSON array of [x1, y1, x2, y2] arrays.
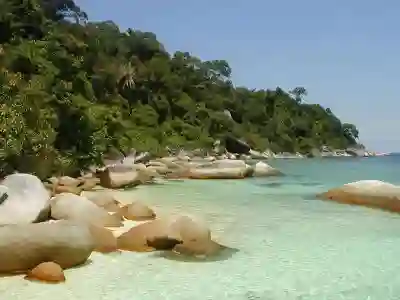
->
[[0, 0, 360, 178]]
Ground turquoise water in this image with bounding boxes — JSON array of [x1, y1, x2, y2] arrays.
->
[[2, 157, 400, 300]]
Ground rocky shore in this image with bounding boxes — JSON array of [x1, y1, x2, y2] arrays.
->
[[0, 153, 283, 283], [0, 149, 395, 285]]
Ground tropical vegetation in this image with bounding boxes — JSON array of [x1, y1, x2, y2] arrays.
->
[[0, 0, 360, 178]]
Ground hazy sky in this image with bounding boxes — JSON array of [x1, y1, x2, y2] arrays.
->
[[77, 0, 399, 152]]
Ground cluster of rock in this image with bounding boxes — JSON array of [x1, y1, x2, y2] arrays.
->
[[95, 156, 283, 188], [0, 171, 235, 284]]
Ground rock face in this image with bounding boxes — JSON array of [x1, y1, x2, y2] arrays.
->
[[317, 180, 400, 213], [0, 173, 50, 225], [121, 202, 156, 221], [0, 221, 95, 273], [50, 193, 123, 227], [25, 262, 65, 283]]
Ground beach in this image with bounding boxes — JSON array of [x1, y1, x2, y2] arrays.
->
[[1, 157, 400, 299]]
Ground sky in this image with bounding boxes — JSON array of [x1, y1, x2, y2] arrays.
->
[[77, 0, 399, 152]]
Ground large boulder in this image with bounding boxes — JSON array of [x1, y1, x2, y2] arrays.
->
[[50, 193, 123, 227], [187, 160, 254, 179], [88, 225, 118, 253], [224, 136, 250, 154], [205, 159, 246, 169], [169, 216, 225, 256], [117, 219, 180, 252], [317, 180, 400, 213], [0, 173, 51, 225], [96, 168, 153, 189], [187, 167, 251, 179], [0, 221, 95, 273], [118, 215, 226, 257]]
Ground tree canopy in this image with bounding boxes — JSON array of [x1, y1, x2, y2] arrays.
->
[[0, 0, 360, 178]]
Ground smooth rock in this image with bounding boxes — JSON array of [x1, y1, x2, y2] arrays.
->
[[170, 216, 225, 256], [50, 193, 123, 227], [89, 225, 118, 253], [119, 215, 226, 256], [117, 219, 180, 252], [81, 191, 122, 212], [96, 168, 150, 189], [0, 221, 94, 273], [121, 202, 156, 221], [0, 173, 50, 225], [25, 262, 65, 283], [317, 180, 400, 213], [253, 161, 283, 177], [54, 184, 82, 195], [187, 167, 251, 179], [58, 176, 81, 187]]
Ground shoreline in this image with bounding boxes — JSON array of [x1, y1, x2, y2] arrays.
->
[[0, 157, 400, 299]]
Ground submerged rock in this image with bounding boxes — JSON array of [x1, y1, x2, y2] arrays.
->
[[25, 262, 65, 283], [0, 173, 51, 225], [317, 180, 400, 213], [0, 221, 94, 273]]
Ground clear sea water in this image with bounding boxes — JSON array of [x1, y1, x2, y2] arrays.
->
[[2, 156, 400, 300]]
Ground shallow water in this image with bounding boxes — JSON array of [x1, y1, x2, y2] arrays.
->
[[2, 156, 400, 300]]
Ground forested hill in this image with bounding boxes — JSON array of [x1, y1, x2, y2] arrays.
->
[[0, 0, 360, 178]]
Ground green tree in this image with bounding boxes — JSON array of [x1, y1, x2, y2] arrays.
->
[[0, 0, 361, 178]]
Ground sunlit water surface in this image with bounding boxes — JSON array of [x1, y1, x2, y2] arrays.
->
[[2, 156, 400, 300]]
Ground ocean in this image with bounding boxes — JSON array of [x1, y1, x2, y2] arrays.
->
[[2, 156, 400, 300]]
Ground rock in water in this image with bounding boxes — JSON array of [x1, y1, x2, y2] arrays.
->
[[0, 221, 95, 273], [118, 215, 226, 256], [117, 219, 179, 252], [170, 216, 225, 256], [50, 193, 123, 227], [253, 161, 283, 177], [121, 202, 156, 221], [25, 262, 65, 283], [317, 180, 400, 213], [0, 173, 50, 225], [88, 225, 118, 253]]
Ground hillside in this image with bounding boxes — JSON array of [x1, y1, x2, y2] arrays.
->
[[0, 0, 359, 178]]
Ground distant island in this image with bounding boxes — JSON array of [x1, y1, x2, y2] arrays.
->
[[0, 0, 362, 179]]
